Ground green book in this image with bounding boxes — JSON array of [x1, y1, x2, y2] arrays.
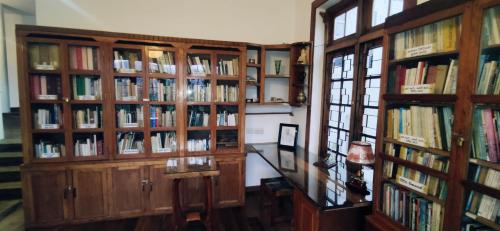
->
[[76, 76, 86, 97]]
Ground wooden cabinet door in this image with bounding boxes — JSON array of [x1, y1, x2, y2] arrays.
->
[[214, 159, 245, 207], [181, 177, 205, 209], [110, 166, 145, 216], [71, 167, 109, 219], [293, 189, 319, 231], [148, 165, 173, 214], [24, 170, 69, 224]]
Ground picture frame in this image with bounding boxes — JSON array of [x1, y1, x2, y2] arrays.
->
[[278, 123, 299, 150], [278, 149, 297, 172]]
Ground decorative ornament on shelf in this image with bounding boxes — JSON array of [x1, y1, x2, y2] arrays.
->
[[274, 60, 282, 75], [297, 48, 308, 64], [296, 91, 306, 104], [346, 141, 375, 195]]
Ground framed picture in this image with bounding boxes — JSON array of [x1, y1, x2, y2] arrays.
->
[[278, 149, 297, 172], [278, 123, 299, 150]]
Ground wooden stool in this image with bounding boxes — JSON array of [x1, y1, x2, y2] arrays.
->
[[259, 177, 294, 225]]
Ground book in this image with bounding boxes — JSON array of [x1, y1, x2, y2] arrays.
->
[[187, 138, 210, 151], [187, 80, 211, 102], [471, 108, 500, 163], [33, 104, 62, 129], [115, 77, 143, 101], [34, 139, 65, 159], [72, 75, 101, 100], [74, 134, 103, 157], [216, 84, 239, 102], [148, 51, 176, 74], [151, 132, 176, 153], [188, 107, 210, 127], [113, 49, 142, 73], [116, 105, 144, 128], [187, 55, 211, 76], [150, 106, 176, 128], [73, 106, 102, 129], [149, 79, 176, 102], [217, 57, 239, 76], [117, 132, 144, 154], [31, 75, 61, 100], [390, 60, 456, 94]]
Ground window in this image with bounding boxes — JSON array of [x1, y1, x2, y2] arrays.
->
[[371, 0, 404, 26], [333, 7, 358, 40]]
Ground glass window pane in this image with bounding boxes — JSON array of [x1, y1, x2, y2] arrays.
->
[[333, 13, 346, 40], [345, 7, 358, 36], [332, 57, 343, 80], [389, 0, 404, 16], [372, 0, 389, 26], [366, 47, 383, 76]]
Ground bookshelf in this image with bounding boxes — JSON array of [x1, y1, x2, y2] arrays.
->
[[18, 26, 247, 227], [244, 43, 311, 106], [367, 1, 500, 231]]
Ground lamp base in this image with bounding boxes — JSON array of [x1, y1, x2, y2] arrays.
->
[[346, 177, 370, 195]]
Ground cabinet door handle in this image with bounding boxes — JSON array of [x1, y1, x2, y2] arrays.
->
[[73, 187, 77, 198], [149, 182, 153, 192], [63, 187, 69, 199], [141, 179, 149, 191]]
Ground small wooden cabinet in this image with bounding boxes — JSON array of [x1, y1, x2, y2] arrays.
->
[[72, 167, 109, 219], [147, 164, 174, 214], [110, 166, 145, 217], [214, 159, 245, 207]]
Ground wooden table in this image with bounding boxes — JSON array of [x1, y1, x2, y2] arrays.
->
[[164, 156, 220, 231]]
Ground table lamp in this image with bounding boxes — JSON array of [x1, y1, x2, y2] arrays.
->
[[346, 141, 374, 195]]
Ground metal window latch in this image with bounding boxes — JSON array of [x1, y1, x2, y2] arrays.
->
[[141, 179, 149, 191]]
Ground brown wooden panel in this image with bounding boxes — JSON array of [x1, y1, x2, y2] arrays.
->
[[214, 160, 244, 207], [181, 177, 205, 209], [111, 166, 145, 216], [29, 170, 68, 224], [293, 188, 319, 231], [72, 168, 109, 219], [148, 165, 173, 213]]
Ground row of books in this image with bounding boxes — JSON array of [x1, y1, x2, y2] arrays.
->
[[187, 138, 210, 151], [187, 80, 211, 102], [34, 140, 64, 159], [117, 106, 144, 128], [216, 111, 238, 126], [461, 217, 495, 231], [115, 78, 143, 101], [385, 143, 449, 172], [386, 106, 453, 151], [74, 135, 103, 157], [149, 79, 175, 102], [29, 44, 59, 70], [148, 51, 175, 74], [217, 58, 239, 76], [113, 50, 142, 73], [188, 110, 209, 127], [465, 191, 500, 225], [69, 46, 99, 71], [73, 107, 102, 129], [390, 60, 458, 94], [72, 76, 102, 100], [215, 85, 239, 102], [383, 160, 447, 198], [33, 104, 62, 129], [483, 7, 500, 46], [187, 56, 211, 76], [471, 108, 499, 163], [117, 132, 144, 154], [31, 75, 61, 100], [476, 58, 500, 95], [383, 183, 444, 231], [150, 106, 175, 128], [151, 132, 176, 153], [393, 17, 460, 60], [469, 165, 500, 189]]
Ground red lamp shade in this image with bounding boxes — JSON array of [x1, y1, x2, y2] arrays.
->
[[346, 141, 375, 165]]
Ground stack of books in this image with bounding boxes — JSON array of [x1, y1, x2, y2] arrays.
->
[[72, 76, 102, 100], [117, 132, 144, 154], [187, 138, 210, 151], [385, 143, 449, 172], [148, 51, 175, 74], [476, 58, 500, 95], [73, 107, 102, 129], [216, 84, 239, 102], [216, 111, 238, 126], [188, 109, 209, 127], [150, 106, 175, 128], [187, 80, 211, 102], [187, 55, 211, 76], [74, 134, 103, 157], [115, 78, 143, 101], [471, 108, 500, 163], [484, 7, 500, 46], [31, 75, 60, 100], [151, 132, 176, 153], [149, 79, 176, 102], [217, 58, 239, 76], [117, 106, 144, 128], [113, 50, 142, 73], [34, 140, 64, 159], [69, 46, 99, 70], [33, 104, 62, 129]]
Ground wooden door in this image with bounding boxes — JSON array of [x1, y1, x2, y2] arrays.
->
[[71, 167, 109, 219], [147, 165, 173, 214], [110, 166, 145, 216], [181, 177, 205, 209], [214, 159, 244, 207], [25, 170, 69, 224], [293, 189, 319, 231]]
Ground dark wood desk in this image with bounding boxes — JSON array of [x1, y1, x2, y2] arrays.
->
[[247, 143, 373, 231], [164, 156, 220, 231]]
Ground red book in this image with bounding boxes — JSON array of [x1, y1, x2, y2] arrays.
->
[[31, 75, 40, 98], [397, 66, 406, 94], [425, 66, 437, 84], [482, 109, 499, 162], [76, 47, 83, 70]]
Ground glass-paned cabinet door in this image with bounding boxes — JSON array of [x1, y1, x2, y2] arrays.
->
[[476, 6, 500, 95]]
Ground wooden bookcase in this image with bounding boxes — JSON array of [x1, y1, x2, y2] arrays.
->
[[17, 25, 246, 227], [244, 43, 311, 106], [367, 0, 500, 231]]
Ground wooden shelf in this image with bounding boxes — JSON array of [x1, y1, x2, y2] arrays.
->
[[215, 102, 238, 105], [30, 99, 63, 104], [32, 128, 64, 133], [72, 155, 107, 161], [383, 94, 457, 103], [389, 50, 459, 65], [71, 100, 103, 104], [464, 212, 500, 231], [187, 127, 210, 131], [469, 158, 500, 171], [115, 127, 144, 132], [147, 73, 176, 78], [383, 137, 450, 157], [246, 81, 260, 86], [150, 127, 176, 132], [28, 69, 60, 75], [113, 72, 142, 77], [246, 63, 261, 68], [148, 101, 176, 105], [186, 75, 211, 79], [481, 43, 500, 53], [380, 153, 448, 180], [383, 178, 445, 205], [462, 180, 500, 200], [72, 128, 104, 133], [265, 75, 290, 79], [187, 102, 211, 106], [216, 126, 238, 130], [68, 70, 101, 75], [471, 95, 500, 104], [115, 100, 143, 104], [215, 75, 240, 80]]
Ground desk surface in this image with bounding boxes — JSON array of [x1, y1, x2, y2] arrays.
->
[[247, 143, 373, 210], [164, 156, 220, 179]]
